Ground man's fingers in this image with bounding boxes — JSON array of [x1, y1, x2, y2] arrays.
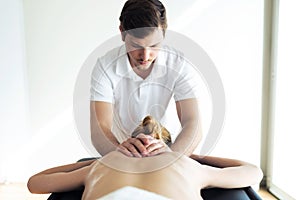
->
[[145, 139, 172, 156], [116, 146, 133, 157], [121, 143, 141, 158], [136, 134, 153, 146], [130, 137, 149, 156], [135, 134, 169, 156], [147, 148, 162, 156], [118, 136, 170, 157], [146, 141, 164, 153], [122, 141, 142, 158], [119, 138, 149, 157], [147, 145, 171, 156]]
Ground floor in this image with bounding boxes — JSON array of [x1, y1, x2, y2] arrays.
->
[[258, 188, 279, 200], [0, 183, 278, 200], [0, 183, 49, 200]]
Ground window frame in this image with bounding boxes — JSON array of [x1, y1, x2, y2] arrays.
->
[[260, 0, 296, 199]]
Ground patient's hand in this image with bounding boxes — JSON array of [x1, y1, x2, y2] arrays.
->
[[117, 134, 171, 157]]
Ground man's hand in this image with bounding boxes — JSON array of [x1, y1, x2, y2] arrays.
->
[[138, 134, 171, 157], [116, 137, 147, 158], [117, 134, 171, 157]]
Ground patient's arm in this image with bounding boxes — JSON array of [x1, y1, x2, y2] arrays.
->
[[27, 159, 95, 194], [191, 155, 263, 189], [190, 154, 250, 168]]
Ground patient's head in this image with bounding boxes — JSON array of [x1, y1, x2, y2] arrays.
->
[[131, 115, 172, 146]]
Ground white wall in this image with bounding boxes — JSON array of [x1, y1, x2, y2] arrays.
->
[[0, 0, 263, 182], [0, 0, 30, 182], [180, 0, 263, 163]]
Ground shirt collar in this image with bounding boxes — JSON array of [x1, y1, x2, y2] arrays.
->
[[115, 45, 133, 77], [151, 48, 167, 78]]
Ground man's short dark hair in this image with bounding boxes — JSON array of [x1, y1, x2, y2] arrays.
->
[[119, 0, 167, 38]]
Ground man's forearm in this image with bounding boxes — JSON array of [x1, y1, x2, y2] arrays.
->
[[91, 133, 118, 156], [171, 119, 202, 156], [173, 98, 202, 156], [90, 120, 119, 155], [90, 101, 119, 156]]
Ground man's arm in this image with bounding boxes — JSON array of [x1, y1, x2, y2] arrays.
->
[[171, 98, 202, 156], [27, 159, 95, 194], [91, 101, 148, 157], [192, 155, 263, 189], [90, 101, 119, 155]]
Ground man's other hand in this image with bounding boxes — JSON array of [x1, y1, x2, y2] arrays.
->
[[116, 134, 170, 157]]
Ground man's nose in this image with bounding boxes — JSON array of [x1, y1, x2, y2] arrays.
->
[[140, 48, 151, 61]]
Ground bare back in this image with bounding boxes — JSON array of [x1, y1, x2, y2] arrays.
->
[[83, 151, 206, 200]]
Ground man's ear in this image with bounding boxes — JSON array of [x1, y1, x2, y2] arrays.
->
[[119, 25, 125, 41]]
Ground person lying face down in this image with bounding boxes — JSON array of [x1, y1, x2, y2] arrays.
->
[[27, 116, 263, 200], [131, 115, 172, 146], [117, 115, 172, 157]]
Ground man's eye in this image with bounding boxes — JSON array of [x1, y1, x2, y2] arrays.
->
[[151, 44, 161, 48], [132, 45, 143, 49]]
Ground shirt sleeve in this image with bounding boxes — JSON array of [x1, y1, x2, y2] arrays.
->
[[173, 60, 201, 101], [90, 58, 114, 103]]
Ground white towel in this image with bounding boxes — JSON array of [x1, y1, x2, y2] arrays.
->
[[98, 186, 171, 200]]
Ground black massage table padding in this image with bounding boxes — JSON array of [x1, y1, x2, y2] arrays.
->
[[201, 187, 262, 200], [47, 188, 84, 200], [47, 186, 262, 200], [47, 157, 262, 200]]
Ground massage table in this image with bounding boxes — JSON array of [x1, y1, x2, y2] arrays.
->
[[47, 186, 262, 200], [47, 158, 263, 200]]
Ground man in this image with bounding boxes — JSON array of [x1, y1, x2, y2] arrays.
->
[[90, 0, 202, 157]]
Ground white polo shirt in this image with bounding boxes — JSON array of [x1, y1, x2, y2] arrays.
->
[[90, 45, 200, 143]]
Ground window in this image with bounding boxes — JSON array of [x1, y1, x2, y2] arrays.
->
[[270, 1, 300, 199]]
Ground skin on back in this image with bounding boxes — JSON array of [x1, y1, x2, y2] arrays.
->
[[82, 151, 204, 200], [27, 151, 262, 199]]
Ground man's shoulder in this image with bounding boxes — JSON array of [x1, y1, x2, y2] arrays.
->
[[158, 45, 189, 72], [95, 45, 127, 74], [160, 45, 186, 65], [101, 45, 125, 59], [161, 45, 184, 58]]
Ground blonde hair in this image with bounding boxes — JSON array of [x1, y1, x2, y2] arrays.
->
[[131, 115, 172, 146]]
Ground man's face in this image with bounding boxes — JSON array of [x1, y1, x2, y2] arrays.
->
[[124, 29, 164, 71]]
